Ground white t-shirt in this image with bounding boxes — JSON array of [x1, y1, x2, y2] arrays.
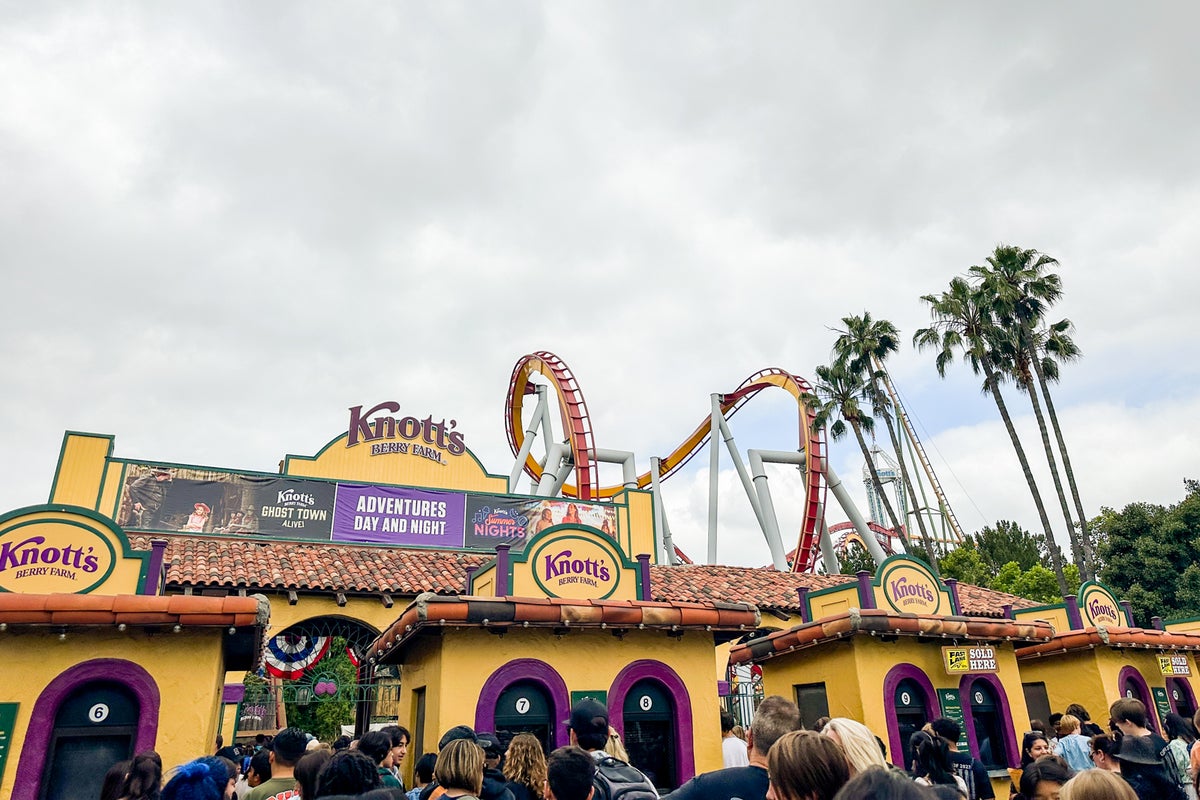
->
[[722, 736, 750, 768]]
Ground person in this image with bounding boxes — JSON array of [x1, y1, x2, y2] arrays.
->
[[161, 757, 236, 800], [765, 730, 850, 800], [1059, 769, 1138, 800], [601, 519, 614, 537], [604, 727, 630, 762], [823, 718, 887, 778], [909, 731, 967, 797], [930, 717, 993, 800], [234, 750, 272, 799], [293, 750, 332, 800], [534, 509, 555, 534], [360, 730, 404, 788], [1055, 716, 1096, 773], [1047, 717, 1064, 750], [1115, 736, 1187, 800], [831, 766, 934, 800], [182, 502, 212, 532], [421, 725, 514, 800], [102, 760, 133, 800], [241, 507, 260, 533], [479, 733, 506, 782], [120, 751, 164, 800], [1066, 706, 1106, 739], [1017, 758, 1074, 800], [315, 750, 383, 797], [1090, 736, 1121, 773], [1012, 733, 1054, 795], [546, 747, 597, 800], [723, 711, 750, 768], [123, 468, 172, 529], [1163, 713, 1196, 796], [332, 736, 352, 752], [245, 726, 309, 800], [381, 725, 412, 786], [436, 739, 486, 800], [410, 753, 439, 800], [1110, 700, 1177, 786], [664, 695, 802, 800], [503, 733, 547, 800], [563, 505, 581, 525], [566, 697, 657, 799], [811, 718, 831, 734]]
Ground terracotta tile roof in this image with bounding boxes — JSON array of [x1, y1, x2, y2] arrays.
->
[[133, 534, 488, 594], [953, 581, 1041, 616], [647, 564, 853, 610], [368, 593, 762, 664], [1015, 626, 1200, 659], [729, 609, 1056, 664], [0, 592, 267, 629]]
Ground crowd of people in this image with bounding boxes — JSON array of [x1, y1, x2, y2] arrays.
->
[[92, 695, 1200, 800]]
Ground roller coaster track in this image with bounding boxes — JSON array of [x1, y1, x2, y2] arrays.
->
[[505, 352, 829, 572]]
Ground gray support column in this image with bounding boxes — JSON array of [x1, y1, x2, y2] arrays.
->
[[509, 386, 548, 493], [819, 520, 841, 575], [708, 394, 722, 565], [748, 449, 802, 571], [825, 462, 888, 565]]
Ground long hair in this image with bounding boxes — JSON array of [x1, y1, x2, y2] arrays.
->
[[294, 750, 332, 800], [161, 758, 228, 800], [1060, 769, 1137, 800], [503, 734, 547, 800], [123, 751, 164, 800], [1020, 732, 1050, 768], [436, 738, 485, 796], [1165, 712, 1197, 744], [768, 730, 850, 800], [910, 731, 955, 786], [822, 719, 887, 777], [316, 750, 383, 797], [101, 760, 131, 800], [603, 727, 629, 762]]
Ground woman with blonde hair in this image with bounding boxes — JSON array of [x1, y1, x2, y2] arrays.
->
[[1060, 770, 1137, 800], [1054, 715, 1094, 773], [503, 734, 547, 800], [766, 730, 850, 800], [436, 739, 485, 800], [604, 726, 630, 761], [821, 718, 887, 777]]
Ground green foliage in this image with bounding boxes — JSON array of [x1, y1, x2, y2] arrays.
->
[[939, 520, 1082, 604], [1096, 486, 1200, 624], [836, 544, 879, 575], [937, 546, 991, 587], [284, 637, 359, 741], [969, 520, 1044, 572]]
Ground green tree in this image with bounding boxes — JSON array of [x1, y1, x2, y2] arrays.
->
[[835, 543, 879, 576], [285, 637, 359, 741], [915, 277, 1069, 595], [988, 560, 1080, 604], [970, 520, 1044, 573], [833, 312, 939, 567], [938, 546, 991, 587]]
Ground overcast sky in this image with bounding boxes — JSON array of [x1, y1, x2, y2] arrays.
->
[[2, 3, 1197, 569]]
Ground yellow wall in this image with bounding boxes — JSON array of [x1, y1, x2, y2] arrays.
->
[[48, 432, 113, 508], [1, 628, 228, 799], [1014, 606, 1071, 633], [808, 587, 858, 621]]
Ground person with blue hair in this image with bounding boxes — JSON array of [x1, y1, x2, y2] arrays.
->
[[162, 757, 235, 800]]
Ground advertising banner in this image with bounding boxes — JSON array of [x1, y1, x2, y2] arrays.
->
[[332, 484, 466, 547], [116, 464, 336, 541], [463, 496, 620, 550]]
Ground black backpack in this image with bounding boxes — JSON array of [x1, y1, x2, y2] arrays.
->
[[592, 755, 658, 800]]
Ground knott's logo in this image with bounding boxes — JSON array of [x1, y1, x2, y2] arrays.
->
[[1080, 583, 1123, 627], [0, 520, 117, 594], [531, 535, 620, 600], [879, 560, 944, 614], [346, 402, 466, 461]]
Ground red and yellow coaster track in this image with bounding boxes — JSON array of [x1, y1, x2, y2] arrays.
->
[[505, 352, 829, 572]]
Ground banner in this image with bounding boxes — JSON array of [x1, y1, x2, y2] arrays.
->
[[332, 484, 466, 547], [116, 464, 336, 540], [464, 495, 620, 550]]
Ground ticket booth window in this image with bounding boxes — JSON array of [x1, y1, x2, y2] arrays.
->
[[623, 680, 676, 792], [894, 679, 929, 770], [495, 681, 553, 754], [967, 682, 1007, 769], [1169, 678, 1197, 720], [42, 682, 138, 800]]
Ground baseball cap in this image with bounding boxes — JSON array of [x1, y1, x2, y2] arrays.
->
[[439, 724, 481, 750], [566, 698, 609, 737], [477, 732, 503, 758], [272, 727, 309, 764]]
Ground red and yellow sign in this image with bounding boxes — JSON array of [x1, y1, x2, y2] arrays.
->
[[1159, 655, 1193, 676], [877, 557, 948, 615], [943, 646, 999, 675], [0, 518, 116, 594]]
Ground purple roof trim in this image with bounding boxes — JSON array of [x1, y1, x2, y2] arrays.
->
[[609, 660, 695, 784], [474, 658, 570, 748], [882, 664, 938, 769], [959, 673, 1019, 767], [13, 658, 161, 800]]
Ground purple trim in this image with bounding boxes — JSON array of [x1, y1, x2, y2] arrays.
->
[[222, 684, 246, 704], [943, 579, 961, 616], [609, 660, 695, 784], [959, 674, 1020, 767], [465, 565, 479, 593], [1152, 616, 1165, 631], [797, 587, 810, 623], [13, 659, 161, 800], [882, 664, 938, 769], [144, 539, 167, 595], [636, 554, 651, 601], [1002, 604, 1014, 620], [717, 680, 731, 697], [1120, 601, 1136, 627], [495, 545, 510, 597], [1118, 665, 1159, 732], [1167, 677, 1197, 715], [474, 659, 570, 748], [856, 571, 876, 610], [1064, 596, 1084, 630]]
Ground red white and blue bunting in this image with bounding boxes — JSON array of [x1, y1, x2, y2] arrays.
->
[[264, 634, 331, 679]]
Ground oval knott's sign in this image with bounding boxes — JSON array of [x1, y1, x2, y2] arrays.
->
[[880, 560, 945, 615], [0, 519, 117, 594], [531, 532, 621, 600], [1080, 582, 1123, 627]]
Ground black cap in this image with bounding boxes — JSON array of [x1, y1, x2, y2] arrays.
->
[[1115, 735, 1163, 765], [566, 698, 609, 737], [477, 732, 503, 757], [439, 725, 481, 750], [272, 727, 309, 764]]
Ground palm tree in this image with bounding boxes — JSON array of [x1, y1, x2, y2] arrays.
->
[[833, 312, 939, 567], [809, 361, 916, 558], [971, 245, 1092, 579], [914, 277, 1071, 596]]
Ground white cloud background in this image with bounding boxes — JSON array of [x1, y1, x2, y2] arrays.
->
[[1, 3, 1197, 568]]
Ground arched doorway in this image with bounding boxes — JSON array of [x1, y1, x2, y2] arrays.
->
[[622, 680, 676, 792], [41, 682, 139, 800], [1119, 666, 1158, 731], [1168, 678, 1197, 720], [494, 680, 554, 753], [883, 666, 937, 770]]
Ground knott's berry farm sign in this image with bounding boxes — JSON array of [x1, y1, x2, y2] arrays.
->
[[1079, 581, 1124, 627], [876, 556, 949, 616], [0, 515, 117, 594], [530, 533, 622, 601], [346, 402, 466, 464]]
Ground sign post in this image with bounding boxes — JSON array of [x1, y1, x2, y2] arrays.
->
[[936, 689, 970, 751]]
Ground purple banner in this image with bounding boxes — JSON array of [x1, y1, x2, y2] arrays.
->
[[332, 485, 465, 547]]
